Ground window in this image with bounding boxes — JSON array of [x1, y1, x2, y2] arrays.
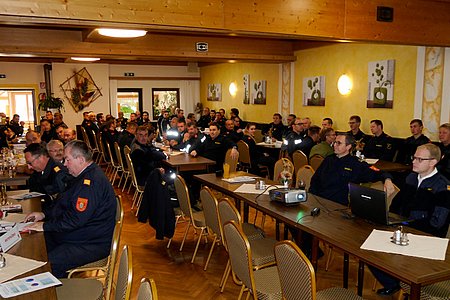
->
[[116, 88, 142, 119], [0, 89, 35, 131]]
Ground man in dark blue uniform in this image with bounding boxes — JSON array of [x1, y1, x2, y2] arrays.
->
[[190, 122, 238, 171], [173, 123, 202, 152], [370, 143, 450, 295], [25, 140, 116, 278], [131, 126, 167, 186], [363, 119, 396, 161], [397, 119, 430, 164], [282, 118, 308, 156], [262, 113, 286, 141], [25, 143, 72, 204], [310, 133, 394, 205], [221, 119, 242, 143]]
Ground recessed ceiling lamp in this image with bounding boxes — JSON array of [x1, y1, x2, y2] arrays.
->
[[71, 57, 101, 62], [97, 28, 147, 38]]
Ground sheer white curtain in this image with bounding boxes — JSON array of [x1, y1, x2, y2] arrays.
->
[[179, 80, 200, 115]]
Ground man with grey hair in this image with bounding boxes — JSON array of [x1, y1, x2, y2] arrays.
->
[[47, 139, 64, 163], [25, 140, 116, 278]]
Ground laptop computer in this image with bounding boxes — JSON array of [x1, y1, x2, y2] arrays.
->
[[348, 183, 409, 225]]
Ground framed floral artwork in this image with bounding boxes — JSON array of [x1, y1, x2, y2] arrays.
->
[[302, 76, 325, 106], [251, 80, 266, 104], [207, 83, 221, 101]]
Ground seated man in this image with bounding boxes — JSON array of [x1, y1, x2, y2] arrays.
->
[[25, 141, 115, 278], [46, 139, 65, 163], [347, 115, 366, 144], [221, 119, 242, 143], [175, 123, 204, 152], [363, 119, 396, 161], [370, 144, 450, 296], [309, 127, 336, 159], [25, 142, 71, 200], [294, 125, 320, 157], [197, 107, 211, 130], [438, 123, 450, 180], [262, 113, 287, 141], [190, 122, 238, 171], [168, 119, 187, 148], [310, 133, 394, 205], [321, 117, 333, 130], [131, 126, 167, 186], [282, 118, 306, 156], [55, 126, 65, 142], [40, 119, 57, 143], [9, 114, 23, 136], [63, 128, 77, 144], [25, 130, 41, 146], [397, 119, 430, 164]]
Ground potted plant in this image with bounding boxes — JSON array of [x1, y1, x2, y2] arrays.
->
[[38, 93, 64, 111]]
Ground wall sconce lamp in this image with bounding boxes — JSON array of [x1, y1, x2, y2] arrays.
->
[[229, 82, 237, 97], [338, 74, 352, 95]]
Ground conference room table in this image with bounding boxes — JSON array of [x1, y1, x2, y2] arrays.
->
[[371, 159, 411, 173], [162, 151, 216, 172], [194, 173, 450, 300], [1, 191, 57, 300], [0, 173, 29, 187]]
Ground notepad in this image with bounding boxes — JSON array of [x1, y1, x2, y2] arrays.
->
[[222, 176, 256, 183]]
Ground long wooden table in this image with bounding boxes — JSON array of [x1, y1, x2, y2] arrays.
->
[[0, 173, 29, 187], [373, 160, 411, 173], [194, 173, 450, 300], [1, 191, 57, 300], [162, 152, 216, 172]]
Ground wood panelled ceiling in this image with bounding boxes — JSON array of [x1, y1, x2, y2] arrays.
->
[[0, 0, 450, 65]]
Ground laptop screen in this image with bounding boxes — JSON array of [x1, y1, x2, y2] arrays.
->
[[348, 183, 389, 225]]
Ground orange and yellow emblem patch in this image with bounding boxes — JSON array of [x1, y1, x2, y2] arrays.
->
[[76, 197, 88, 212]]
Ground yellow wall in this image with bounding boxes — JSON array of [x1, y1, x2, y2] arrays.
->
[[294, 43, 418, 137], [200, 63, 279, 122]]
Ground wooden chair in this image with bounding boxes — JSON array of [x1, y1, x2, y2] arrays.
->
[[114, 245, 133, 300], [106, 141, 122, 185], [292, 150, 308, 175], [123, 146, 133, 193], [137, 278, 158, 300], [125, 151, 145, 215], [218, 198, 275, 293], [173, 175, 207, 263], [67, 195, 123, 278], [224, 148, 238, 173], [309, 154, 324, 171], [253, 129, 264, 143], [237, 140, 269, 176], [57, 222, 122, 300], [200, 186, 223, 270], [223, 221, 282, 300], [114, 142, 130, 190], [295, 165, 315, 191], [274, 240, 364, 300]]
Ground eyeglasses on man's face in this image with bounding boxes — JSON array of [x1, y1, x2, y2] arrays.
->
[[412, 156, 434, 163]]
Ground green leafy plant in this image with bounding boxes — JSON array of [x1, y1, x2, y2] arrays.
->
[[38, 93, 64, 111], [371, 63, 391, 88]]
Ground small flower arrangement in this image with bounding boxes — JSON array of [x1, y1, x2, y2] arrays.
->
[[278, 159, 293, 187]]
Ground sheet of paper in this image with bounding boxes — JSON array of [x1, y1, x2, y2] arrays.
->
[[0, 272, 60, 298], [8, 192, 45, 200], [0, 254, 47, 284], [234, 183, 284, 195], [360, 229, 449, 260], [0, 222, 35, 234], [364, 158, 379, 165], [222, 176, 257, 184]]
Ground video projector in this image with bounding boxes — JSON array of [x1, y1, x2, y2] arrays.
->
[[269, 188, 307, 206]]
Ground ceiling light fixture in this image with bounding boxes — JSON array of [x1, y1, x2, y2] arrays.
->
[[97, 28, 147, 38], [71, 57, 101, 62]]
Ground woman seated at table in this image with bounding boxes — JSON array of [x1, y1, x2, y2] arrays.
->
[[242, 123, 276, 178]]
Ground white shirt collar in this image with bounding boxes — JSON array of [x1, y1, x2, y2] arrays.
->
[[417, 168, 438, 187]]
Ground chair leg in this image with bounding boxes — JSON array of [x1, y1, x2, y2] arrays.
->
[[180, 222, 191, 251], [117, 172, 124, 188], [135, 192, 143, 216], [167, 215, 182, 249], [260, 213, 266, 230], [325, 246, 333, 271], [131, 190, 138, 209], [219, 260, 230, 292], [191, 228, 206, 263], [204, 235, 218, 270], [237, 285, 245, 300], [121, 173, 130, 192]]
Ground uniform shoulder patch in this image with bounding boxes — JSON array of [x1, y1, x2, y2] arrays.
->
[[83, 179, 91, 186], [447, 185, 450, 191], [369, 166, 380, 171], [344, 167, 352, 171], [76, 197, 88, 212], [53, 166, 60, 173]]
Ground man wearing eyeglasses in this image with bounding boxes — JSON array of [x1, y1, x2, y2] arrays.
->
[[310, 133, 394, 205], [25, 143, 72, 205], [282, 118, 307, 155], [370, 143, 450, 296]]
